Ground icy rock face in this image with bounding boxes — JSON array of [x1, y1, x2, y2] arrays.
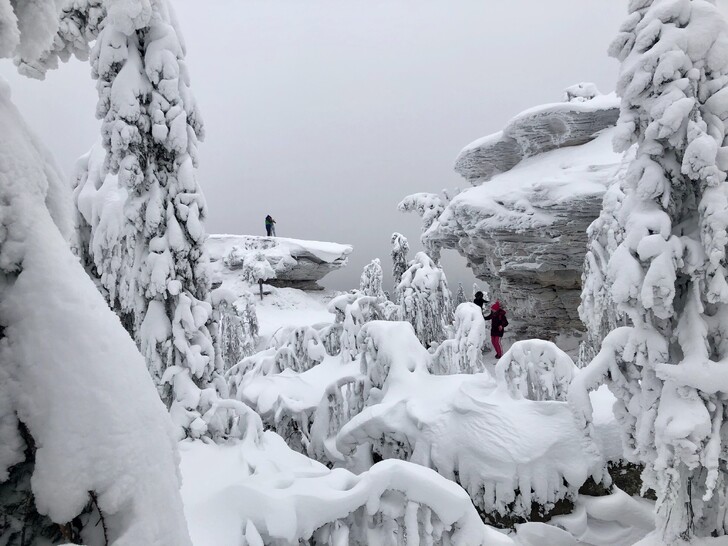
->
[[427, 93, 622, 340], [454, 93, 619, 185], [207, 234, 352, 290]]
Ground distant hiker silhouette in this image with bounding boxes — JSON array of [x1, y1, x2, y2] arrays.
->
[[265, 215, 276, 237], [483, 300, 508, 359]]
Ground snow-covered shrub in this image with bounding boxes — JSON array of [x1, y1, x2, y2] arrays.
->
[[390, 232, 410, 287], [431, 303, 487, 375], [309, 375, 366, 462], [268, 325, 327, 373], [496, 340, 576, 401], [396, 252, 453, 348], [223, 245, 246, 269], [328, 292, 386, 361], [0, 74, 192, 544], [319, 322, 343, 356], [211, 288, 258, 370], [339, 321, 605, 523], [572, 2, 728, 541], [359, 258, 385, 298], [241, 251, 275, 285]]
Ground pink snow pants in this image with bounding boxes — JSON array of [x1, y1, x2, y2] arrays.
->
[[491, 336, 503, 358]]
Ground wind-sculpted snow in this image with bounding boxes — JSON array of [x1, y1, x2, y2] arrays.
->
[[455, 91, 619, 185], [336, 322, 608, 521], [426, 125, 622, 340], [208, 234, 352, 290], [179, 428, 513, 546]]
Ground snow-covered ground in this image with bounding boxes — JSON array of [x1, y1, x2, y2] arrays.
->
[[172, 278, 656, 546]]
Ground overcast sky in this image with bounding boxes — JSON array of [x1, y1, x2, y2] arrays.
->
[[0, 0, 631, 291]]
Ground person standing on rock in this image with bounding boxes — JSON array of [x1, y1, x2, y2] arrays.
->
[[265, 214, 276, 237], [483, 300, 508, 359]]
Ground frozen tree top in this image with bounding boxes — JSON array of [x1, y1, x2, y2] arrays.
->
[[207, 234, 352, 290], [456, 89, 620, 184]]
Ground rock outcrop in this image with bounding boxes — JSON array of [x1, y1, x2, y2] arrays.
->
[[207, 235, 352, 290], [425, 90, 621, 340], [455, 94, 619, 185]]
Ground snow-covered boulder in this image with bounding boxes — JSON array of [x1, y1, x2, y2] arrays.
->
[[426, 93, 622, 340], [207, 234, 352, 290]]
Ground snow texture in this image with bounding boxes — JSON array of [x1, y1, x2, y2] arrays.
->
[[179, 433, 513, 546]]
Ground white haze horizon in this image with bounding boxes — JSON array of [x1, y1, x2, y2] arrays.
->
[[0, 0, 643, 292]]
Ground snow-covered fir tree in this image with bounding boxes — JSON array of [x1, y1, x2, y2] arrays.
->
[[390, 232, 409, 288], [454, 283, 467, 307], [431, 302, 486, 375], [25, 0, 248, 440], [359, 258, 385, 298], [396, 252, 453, 347], [572, 1, 728, 542]]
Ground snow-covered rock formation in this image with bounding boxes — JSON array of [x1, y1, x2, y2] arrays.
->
[[425, 90, 622, 340], [207, 234, 352, 290]]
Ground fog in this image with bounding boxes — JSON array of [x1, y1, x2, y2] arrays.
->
[[0, 0, 629, 291]]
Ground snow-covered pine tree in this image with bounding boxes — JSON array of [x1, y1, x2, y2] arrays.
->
[[390, 232, 409, 288], [571, 1, 728, 541], [360, 258, 385, 298], [455, 283, 467, 307], [89, 3, 220, 433], [431, 302, 486, 375], [39, 0, 245, 440], [396, 252, 453, 347]]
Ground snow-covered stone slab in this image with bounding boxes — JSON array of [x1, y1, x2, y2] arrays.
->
[[207, 234, 352, 290], [428, 102, 622, 340], [455, 92, 619, 185]]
